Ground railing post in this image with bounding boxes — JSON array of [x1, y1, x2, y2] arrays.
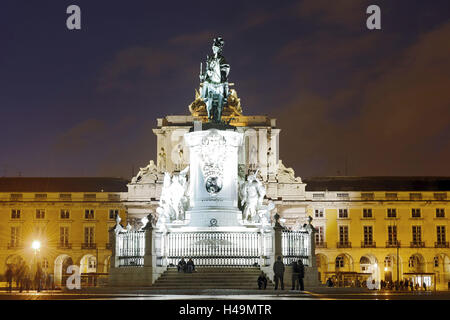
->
[[108, 227, 116, 268], [274, 213, 283, 259], [143, 218, 153, 267], [305, 216, 317, 268], [113, 214, 124, 268]]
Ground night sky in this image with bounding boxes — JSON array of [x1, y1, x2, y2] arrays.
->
[[1, 0, 449, 179]]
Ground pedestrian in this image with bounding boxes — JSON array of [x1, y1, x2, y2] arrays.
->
[[5, 264, 13, 293], [291, 261, 299, 290], [273, 256, 285, 290], [423, 282, 427, 291], [25, 271, 32, 292], [257, 272, 267, 290], [415, 283, 419, 291], [177, 257, 187, 273], [297, 259, 305, 291], [410, 280, 414, 291], [16, 262, 26, 293], [34, 265, 43, 292], [326, 278, 333, 287], [186, 258, 195, 273]]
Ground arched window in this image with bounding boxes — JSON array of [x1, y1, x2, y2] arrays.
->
[[434, 257, 439, 268], [360, 256, 371, 264], [41, 258, 49, 269], [384, 256, 392, 268], [88, 257, 96, 269], [409, 256, 416, 268], [336, 256, 344, 268]]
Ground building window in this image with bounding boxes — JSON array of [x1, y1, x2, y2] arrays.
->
[[412, 226, 422, 243], [436, 208, 445, 218], [337, 193, 349, 198], [10, 227, 20, 247], [336, 256, 344, 268], [33, 225, 45, 237], [84, 194, 96, 201], [60, 227, 69, 247], [60, 209, 70, 219], [409, 256, 416, 268], [84, 227, 95, 245], [437, 226, 446, 244], [109, 209, 119, 220], [387, 208, 397, 218], [361, 193, 374, 200], [41, 258, 49, 270], [88, 257, 97, 269], [11, 209, 21, 219], [411, 208, 421, 218], [108, 194, 120, 201], [35, 193, 47, 201], [315, 226, 324, 245], [386, 193, 397, 200], [434, 193, 446, 201], [410, 193, 422, 201], [339, 226, 349, 244], [10, 194, 23, 201], [363, 226, 373, 245], [313, 193, 324, 199], [338, 209, 348, 219], [384, 257, 392, 268], [434, 257, 439, 268], [388, 226, 397, 244], [363, 208, 372, 218], [35, 209, 45, 219], [314, 209, 324, 218], [85, 209, 95, 219], [59, 194, 72, 201]]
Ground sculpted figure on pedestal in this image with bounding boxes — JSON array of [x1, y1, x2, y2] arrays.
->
[[131, 160, 158, 183], [276, 160, 302, 183], [240, 171, 266, 223], [158, 148, 166, 171], [156, 167, 190, 225], [199, 37, 230, 123]]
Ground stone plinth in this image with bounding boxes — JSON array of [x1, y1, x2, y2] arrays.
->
[[184, 129, 243, 228]]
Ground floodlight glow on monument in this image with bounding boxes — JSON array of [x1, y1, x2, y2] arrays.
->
[[109, 37, 318, 287]]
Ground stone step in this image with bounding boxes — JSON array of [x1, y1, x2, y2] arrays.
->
[[166, 268, 262, 273], [161, 273, 262, 277], [153, 283, 274, 288], [153, 267, 273, 290], [156, 280, 271, 284]]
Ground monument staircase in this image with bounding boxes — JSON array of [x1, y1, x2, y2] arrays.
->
[[151, 267, 274, 290]]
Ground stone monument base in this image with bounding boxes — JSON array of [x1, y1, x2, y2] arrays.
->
[[108, 266, 166, 287]]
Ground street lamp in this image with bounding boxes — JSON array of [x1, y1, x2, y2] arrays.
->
[[31, 240, 41, 292], [32, 240, 41, 251]]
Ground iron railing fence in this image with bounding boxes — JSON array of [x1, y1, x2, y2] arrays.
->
[[282, 230, 310, 266], [116, 229, 310, 267], [117, 230, 145, 267]]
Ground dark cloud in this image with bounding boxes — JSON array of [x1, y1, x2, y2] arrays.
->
[[2, 1, 449, 178], [277, 21, 450, 177], [297, 0, 372, 29]]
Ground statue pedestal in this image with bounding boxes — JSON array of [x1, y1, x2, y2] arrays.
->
[[184, 129, 243, 228]]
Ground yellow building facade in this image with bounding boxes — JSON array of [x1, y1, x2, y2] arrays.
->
[[300, 178, 450, 290], [1, 176, 448, 289], [0, 178, 128, 286]]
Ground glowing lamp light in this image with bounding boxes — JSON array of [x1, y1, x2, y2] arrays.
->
[[31, 240, 41, 250], [384, 267, 388, 271]]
